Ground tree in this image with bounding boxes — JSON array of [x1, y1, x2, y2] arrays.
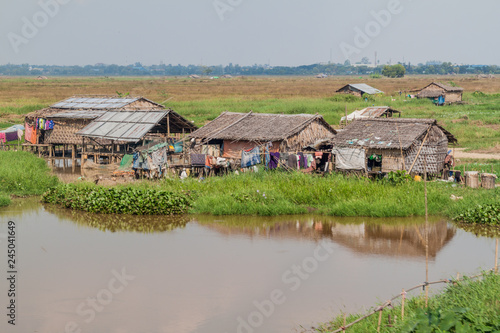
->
[[382, 64, 405, 78], [361, 57, 370, 64]]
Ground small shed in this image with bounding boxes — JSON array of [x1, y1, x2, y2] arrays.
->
[[189, 111, 336, 159], [332, 118, 457, 174], [416, 82, 463, 104], [336, 83, 384, 97], [24, 95, 164, 145], [340, 106, 401, 125]]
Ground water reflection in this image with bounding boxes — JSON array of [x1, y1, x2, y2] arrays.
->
[[194, 215, 455, 258], [43, 203, 188, 233], [455, 223, 500, 238], [1, 200, 496, 333]]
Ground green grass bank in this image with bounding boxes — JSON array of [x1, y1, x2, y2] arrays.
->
[[42, 171, 499, 218], [316, 272, 500, 332], [0, 151, 59, 207]]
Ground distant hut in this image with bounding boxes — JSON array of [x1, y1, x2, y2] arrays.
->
[[189, 111, 336, 168], [336, 83, 384, 97], [24, 95, 164, 146], [332, 118, 457, 175], [340, 106, 400, 125], [416, 82, 463, 104]]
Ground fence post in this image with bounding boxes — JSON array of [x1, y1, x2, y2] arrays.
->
[[401, 289, 406, 320], [377, 309, 383, 332], [495, 239, 498, 274]]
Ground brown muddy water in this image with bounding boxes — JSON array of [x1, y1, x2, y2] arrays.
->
[[0, 198, 498, 333]]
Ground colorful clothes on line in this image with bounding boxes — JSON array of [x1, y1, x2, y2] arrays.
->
[[241, 147, 260, 168], [24, 123, 37, 144], [269, 152, 280, 169], [5, 131, 18, 142]]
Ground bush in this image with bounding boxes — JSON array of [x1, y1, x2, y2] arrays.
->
[[42, 183, 191, 215]]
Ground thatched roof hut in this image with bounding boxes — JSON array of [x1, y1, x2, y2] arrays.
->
[[332, 118, 457, 174], [336, 83, 384, 97], [416, 82, 463, 103], [189, 111, 336, 158], [24, 95, 165, 145]]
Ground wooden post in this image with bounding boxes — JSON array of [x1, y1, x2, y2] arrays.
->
[[72, 145, 76, 160], [81, 138, 85, 167], [345, 104, 348, 127], [377, 309, 383, 332], [167, 113, 170, 138], [495, 239, 498, 274], [401, 289, 406, 320], [424, 155, 429, 308]]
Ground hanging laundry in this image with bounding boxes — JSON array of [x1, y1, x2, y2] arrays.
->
[[0, 133, 5, 143], [288, 154, 298, 169], [191, 154, 206, 167], [269, 152, 280, 169], [314, 152, 323, 158], [5, 131, 18, 142], [241, 147, 261, 168]]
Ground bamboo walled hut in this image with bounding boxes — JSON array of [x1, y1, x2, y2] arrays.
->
[[340, 106, 401, 125], [332, 118, 457, 175], [24, 95, 164, 147], [336, 83, 384, 97], [416, 82, 463, 104], [188, 111, 336, 172]]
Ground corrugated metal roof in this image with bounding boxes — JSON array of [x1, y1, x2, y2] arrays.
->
[[348, 84, 384, 95], [46, 110, 106, 119], [340, 107, 400, 122], [77, 110, 168, 142], [51, 97, 139, 109]]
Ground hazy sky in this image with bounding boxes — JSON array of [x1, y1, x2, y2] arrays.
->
[[1, 0, 499, 66]]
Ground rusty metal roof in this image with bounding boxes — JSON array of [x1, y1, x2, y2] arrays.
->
[[46, 110, 106, 119], [77, 110, 168, 142], [51, 97, 141, 109]]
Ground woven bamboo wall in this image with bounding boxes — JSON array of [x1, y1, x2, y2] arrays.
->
[[404, 126, 448, 174], [283, 120, 335, 152], [445, 92, 462, 102], [44, 119, 89, 145]]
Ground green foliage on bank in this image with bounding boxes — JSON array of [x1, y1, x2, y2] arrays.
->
[[0, 151, 59, 207], [42, 183, 191, 215], [150, 171, 499, 218], [454, 203, 500, 225], [317, 272, 500, 332]]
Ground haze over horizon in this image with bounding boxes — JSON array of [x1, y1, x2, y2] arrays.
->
[[1, 0, 499, 67]]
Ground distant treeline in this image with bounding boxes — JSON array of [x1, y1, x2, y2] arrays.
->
[[1, 62, 498, 77]]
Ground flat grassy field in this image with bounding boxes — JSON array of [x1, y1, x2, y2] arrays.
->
[[0, 75, 499, 151]]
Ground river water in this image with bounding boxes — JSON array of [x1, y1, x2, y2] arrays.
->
[[0, 198, 497, 333]]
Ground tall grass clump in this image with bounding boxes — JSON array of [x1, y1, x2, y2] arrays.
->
[[317, 272, 500, 332], [0, 151, 59, 206]]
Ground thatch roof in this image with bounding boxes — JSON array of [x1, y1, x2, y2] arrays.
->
[[190, 111, 336, 142], [417, 90, 444, 98], [419, 82, 463, 93], [334, 118, 457, 149]]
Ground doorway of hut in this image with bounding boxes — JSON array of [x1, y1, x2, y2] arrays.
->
[[367, 154, 382, 172]]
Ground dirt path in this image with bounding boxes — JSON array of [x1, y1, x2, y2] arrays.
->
[[454, 148, 500, 160]]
